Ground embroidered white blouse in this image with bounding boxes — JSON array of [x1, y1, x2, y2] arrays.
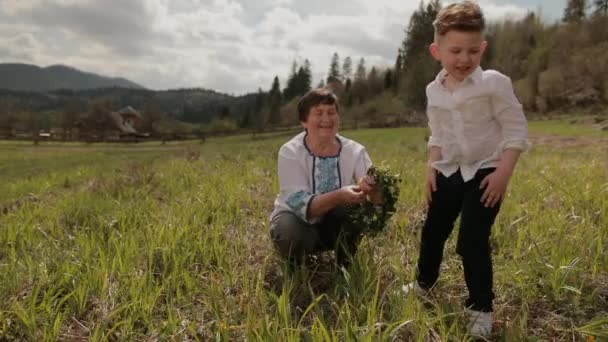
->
[[426, 67, 532, 181], [271, 131, 373, 224]]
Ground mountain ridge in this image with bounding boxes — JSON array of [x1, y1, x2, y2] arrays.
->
[[0, 63, 144, 92]]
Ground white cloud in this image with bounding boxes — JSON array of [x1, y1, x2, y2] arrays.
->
[[0, 32, 42, 62], [0, 0, 535, 94]]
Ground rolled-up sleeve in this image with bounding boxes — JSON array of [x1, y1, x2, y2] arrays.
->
[[426, 86, 444, 149], [276, 146, 315, 223], [492, 74, 532, 152]]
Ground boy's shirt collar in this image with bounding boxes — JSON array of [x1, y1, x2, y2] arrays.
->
[[434, 66, 483, 88], [469, 66, 483, 83]]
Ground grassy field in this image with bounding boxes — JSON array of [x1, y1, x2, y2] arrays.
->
[[0, 119, 607, 341]]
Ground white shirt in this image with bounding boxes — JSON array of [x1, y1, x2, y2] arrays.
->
[[271, 131, 372, 224], [426, 67, 531, 181]]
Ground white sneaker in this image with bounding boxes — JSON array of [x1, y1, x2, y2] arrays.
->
[[401, 282, 428, 298], [467, 309, 492, 337]]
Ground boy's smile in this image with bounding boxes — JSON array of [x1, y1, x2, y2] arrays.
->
[[430, 30, 487, 83]]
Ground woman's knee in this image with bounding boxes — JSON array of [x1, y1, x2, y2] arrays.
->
[[270, 212, 316, 258]]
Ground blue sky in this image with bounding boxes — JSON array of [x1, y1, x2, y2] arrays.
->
[[0, 0, 569, 93]]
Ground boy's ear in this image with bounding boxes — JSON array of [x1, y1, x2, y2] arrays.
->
[[429, 43, 441, 61], [480, 40, 488, 54]]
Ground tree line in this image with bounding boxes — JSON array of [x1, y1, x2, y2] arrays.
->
[[1, 0, 606, 139], [243, 0, 608, 131]]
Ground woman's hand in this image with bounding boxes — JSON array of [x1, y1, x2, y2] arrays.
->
[[358, 175, 376, 194], [338, 185, 366, 204], [308, 185, 365, 219]]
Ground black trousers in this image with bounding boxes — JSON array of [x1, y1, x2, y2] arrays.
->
[[417, 168, 500, 312], [270, 207, 362, 267]]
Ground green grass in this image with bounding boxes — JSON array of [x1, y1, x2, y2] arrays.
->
[[528, 116, 608, 138], [0, 121, 607, 340]]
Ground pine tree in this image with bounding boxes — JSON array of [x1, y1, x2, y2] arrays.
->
[[342, 56, 353, 82], [295, 67, 306, 96], [595, 0, 608, 15], [283, 59, 312, 101], [398, 0, 441, 110], [368, 67, 383, 95], [327, 52, 341, 83], [254, 88, 266, 133], [393, 49, 404, 90], [290, 60, 297, 76], [400, 1, 439, 64], [219, 106, 231, 120], [296, 59, 312, 95], [344, 78, 352, 93], [303, 59, 312, 90], [344, 78, 353, 106], [239, 110, 252, 128], [283, 60, 299, 101], [255, 88, 265, 115], [343, 58, 353, 107], [384, 70, 393, 90], [563, 0, 587, 22], [355, 58, 366, 81], [395, 49, 404, 73], [267, 76, 282, 125], [352, 58, 368, 104]]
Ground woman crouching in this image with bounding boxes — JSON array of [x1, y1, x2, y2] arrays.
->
[[269, 88, 375, 269]]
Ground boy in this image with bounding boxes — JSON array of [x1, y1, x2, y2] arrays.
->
[[402, 1, 530, 337]]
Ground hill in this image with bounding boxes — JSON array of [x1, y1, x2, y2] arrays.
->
[[0, 63, 143, 92]]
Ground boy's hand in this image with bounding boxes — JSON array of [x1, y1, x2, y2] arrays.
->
[[426, 167, 437, 203], [480, 170, 511, 207]]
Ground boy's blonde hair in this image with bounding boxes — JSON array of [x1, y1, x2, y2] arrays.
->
[[433, 1, 485, 39]]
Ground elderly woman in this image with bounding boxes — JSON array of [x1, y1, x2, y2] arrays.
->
[[270, 88, 375, 268]]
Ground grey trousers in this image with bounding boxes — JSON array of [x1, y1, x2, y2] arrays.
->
[[269, 207, 362, 266]]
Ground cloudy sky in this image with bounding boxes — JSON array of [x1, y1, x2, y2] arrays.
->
[[0, 0, 565, 94]]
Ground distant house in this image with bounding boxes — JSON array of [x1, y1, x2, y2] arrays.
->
[[109, 106, 142, 134]]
